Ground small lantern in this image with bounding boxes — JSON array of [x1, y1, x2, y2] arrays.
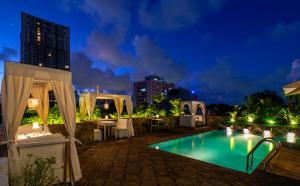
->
[[263, 130, 271, 138], [287, 132, 295, 143], [28, 96, 38, 110], [32, 121, 40, 134], [104, 102, 109, 110]]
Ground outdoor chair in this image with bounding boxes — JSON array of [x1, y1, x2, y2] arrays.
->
[[112, 118, 129, 139]]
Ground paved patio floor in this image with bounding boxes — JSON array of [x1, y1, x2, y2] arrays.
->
[[76, 127, 300, 186]]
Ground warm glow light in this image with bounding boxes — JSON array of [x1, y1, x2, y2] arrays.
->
[[156, 114, 159, 118], [105, 115, 108, 119], [243, 128, 250, 138], [287, 132, 296, 143], [32, 122, 40, 130], [291, 120, 297, 125], [226, 127, 232, 136], [28, 97, 38, 110], [248, 116, 254, 123], [263, 130, 271, 138], [104, 102, 109, 110], [230, 136, 234, 150], [247, 139, 253, 153]]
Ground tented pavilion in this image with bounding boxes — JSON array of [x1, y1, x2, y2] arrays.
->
[[1, 61, 81, 183], [283, 80, 300, 96], [179, 101, 206, 128], [79, 92, 134, 137]]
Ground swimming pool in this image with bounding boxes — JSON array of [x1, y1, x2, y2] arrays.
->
[[149, 130, 274, 174]]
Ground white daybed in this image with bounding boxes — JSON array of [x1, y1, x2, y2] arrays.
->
[[179, 101, 206, 128], [1, 61, 82, 184]]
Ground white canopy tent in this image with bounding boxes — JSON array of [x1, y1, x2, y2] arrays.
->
[[179, 101, 206, 127], [1, 62, 81, 183], [283, 80, 300, 96], [79, 92, 134, 137]]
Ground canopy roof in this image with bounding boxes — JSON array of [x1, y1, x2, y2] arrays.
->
[[283, 80, 300, 96], [1, 61, 81, 182], [80, 92, 131, 100]]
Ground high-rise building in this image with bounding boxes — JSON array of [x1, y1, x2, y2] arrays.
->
[[21, 12, 70, 71], [133, 75, 175, 106]]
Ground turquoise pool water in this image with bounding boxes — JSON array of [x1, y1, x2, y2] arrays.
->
[[149, 130, 274, 174]]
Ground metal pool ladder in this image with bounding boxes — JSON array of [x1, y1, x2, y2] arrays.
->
[[246, 137, 281, 172]]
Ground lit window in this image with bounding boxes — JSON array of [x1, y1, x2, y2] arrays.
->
[[65, 65, 69, 69], [48, 53, 52, 57], [140, 88, 146, 92], [37, 22, 40, 25], [39, 63, 43, 67]]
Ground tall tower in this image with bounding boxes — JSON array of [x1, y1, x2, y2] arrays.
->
[[21, 12, 70, 71]]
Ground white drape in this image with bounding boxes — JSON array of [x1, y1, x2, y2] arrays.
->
[[31, 86, 49, 125], [125, 97, 134, 137], [79, 96, 86, 117], [85, 94, 96, 118], [1, 75, 33, 177], [200, 104, 206, 123], [114, 97, 123, 117], [51, 80, 82, 182]]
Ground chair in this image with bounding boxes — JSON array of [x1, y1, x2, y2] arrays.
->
[[112, 119, 129, 139], [93, 129, 102, 142]]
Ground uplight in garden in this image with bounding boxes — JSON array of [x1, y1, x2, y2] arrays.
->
[[287, 132, 295, 143]]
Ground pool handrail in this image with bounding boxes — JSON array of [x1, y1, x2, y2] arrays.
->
[[246, 137, 281, 171]]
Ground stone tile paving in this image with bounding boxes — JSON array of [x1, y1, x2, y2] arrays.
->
[[75, 127, 300, 186]]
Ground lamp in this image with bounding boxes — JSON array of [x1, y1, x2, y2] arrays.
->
[[226, 127, 232, 136], [287, 132, 295, 143], [243, 128, 250, 138], [28, 95, 38, 110], [32, 121, 40, 134], [263, 130, 271, 138], [104, 101, 109, 110], [155, 114, 159, 118]]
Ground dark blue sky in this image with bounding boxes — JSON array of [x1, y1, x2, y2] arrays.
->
[[1, 0, 300, 104]]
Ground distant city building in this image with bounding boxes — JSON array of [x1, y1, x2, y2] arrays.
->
[[167, 87, 198, 101], [21, 12, 70, 71], [133, 75, 175, 106]]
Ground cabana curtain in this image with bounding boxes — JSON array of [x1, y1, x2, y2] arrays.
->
[[1, 75, 34, 177], [31, 86, 49, 125], [180, 101, 206, 118], [51, 80, 82, 181], [125, 97, 134, 137]]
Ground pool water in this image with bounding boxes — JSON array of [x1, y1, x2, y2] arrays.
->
[[149, 130, 274, 174]]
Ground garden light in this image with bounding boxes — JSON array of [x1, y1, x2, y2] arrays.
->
[[226, 127, 232, 136], [263, 130, 271, 138], [287, 132, 296, 143], [248, 116, 254, 123], [230, 118, 235, 122], [290, 120, 297, 125]]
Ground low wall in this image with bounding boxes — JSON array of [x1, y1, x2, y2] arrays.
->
[[0, 157, 8, 186]]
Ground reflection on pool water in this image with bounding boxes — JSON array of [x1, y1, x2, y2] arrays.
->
[[149, 130, 275, 174]]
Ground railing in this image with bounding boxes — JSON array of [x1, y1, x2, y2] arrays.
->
[[246, 137, 281, 171]]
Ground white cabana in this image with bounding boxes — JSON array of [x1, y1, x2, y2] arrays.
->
[[283, 80, 300, 96], [80, 92, 134, 137], [1, 61, 81, 183], [179, 101, 206, 128]]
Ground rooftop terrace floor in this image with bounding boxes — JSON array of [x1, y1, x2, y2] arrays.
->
[[76, 127, 300, 186]]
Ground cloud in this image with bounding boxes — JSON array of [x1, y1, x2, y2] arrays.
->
[[138, 0, 226, 31], [132, 35, 188, 82], [71, 52, 132, 92], [80, 0, 132, 27], [0, 47, 17, 60], [287, 58, 300, 81], [197, 56, 289, 104], [86, 29, 132, 67], [270, 22, 300, 40]]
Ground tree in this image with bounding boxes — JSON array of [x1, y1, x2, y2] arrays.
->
[[169, 99, 181, 116]]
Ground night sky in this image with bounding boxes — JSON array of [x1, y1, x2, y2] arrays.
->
[[1, 0, 300, 104]]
